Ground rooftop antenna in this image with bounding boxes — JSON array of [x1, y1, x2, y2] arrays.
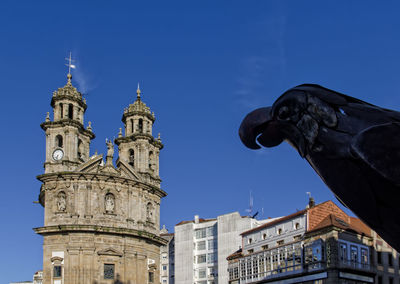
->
[[245, 190, 253, 217]]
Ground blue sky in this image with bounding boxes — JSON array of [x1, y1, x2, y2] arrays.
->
[[1, 0, 400, 282]]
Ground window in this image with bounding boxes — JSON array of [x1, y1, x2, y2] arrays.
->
[[53, 266, 62, 278], [149, 151, 154, 170], [339, 243, 347, 261], [248, 249, 254, 254], [361, 248, 368, 264], [104, 264, 114, 279], [208, 239, 217, 250], [138, 119, 143, 133], [277, 228, 282, 235], [162, 265, 167, 271], [295, 222, 300, 230], [262, 245, 269, 250], [377, 275, 383, 284], [350, 245, 358, 263], [146, 202, 153, 222], [68, 104, 73, 119], [129, 149, 135, 167], [207, 253, 217, 263], [377, 251, 382, 264], [198, 268, 206, 278], [197, 241, 206, 250], [262, 233, 267, 240], [388, 253, 393, 266], [277, 240, 284, 246], [60, 103, 63, 118], [55, 135, 63, 148], [293, 235, 302, 241], [130, 119, 134, 133], [148, 271, 154, 283], [197, 254, 206, 263], [77, 139, 83, 158], [195, 228, 206, 239], [389, 277, 394, 284], [207, 226, 216, 237], [248, 238, 253, 244]]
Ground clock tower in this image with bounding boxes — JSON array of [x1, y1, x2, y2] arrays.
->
[[41, 73, 94, 173]]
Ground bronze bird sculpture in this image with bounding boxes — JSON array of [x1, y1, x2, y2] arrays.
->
[[239, 84, 400, 251]]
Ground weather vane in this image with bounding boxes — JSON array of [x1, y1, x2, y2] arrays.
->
[[65, 52, 76, 74]]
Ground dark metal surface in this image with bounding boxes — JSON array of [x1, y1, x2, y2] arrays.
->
[[239, 84, 400, 252]]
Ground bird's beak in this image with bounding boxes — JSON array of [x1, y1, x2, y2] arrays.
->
[[239, 107, 306, 158], [239, 107, 284, 149]]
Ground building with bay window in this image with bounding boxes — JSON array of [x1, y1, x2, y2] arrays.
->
[[227, 200, 377, 284]]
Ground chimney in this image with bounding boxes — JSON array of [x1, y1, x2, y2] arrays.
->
[[194, 215, 199, 224]]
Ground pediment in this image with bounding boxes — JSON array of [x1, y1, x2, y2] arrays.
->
[[97, 247, 123, 257], [76, 155, 104, 173], [117, 159, 142, 181]]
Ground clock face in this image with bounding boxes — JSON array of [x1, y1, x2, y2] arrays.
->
[[52, 149, 64, 161]]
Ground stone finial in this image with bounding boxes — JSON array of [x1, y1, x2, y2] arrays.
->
[[137, 83, 141, 99], [83, 98, 87, 104], [95, 150, 98, 155], [45, 112, 50, 122], [118, 128, 122, 138], [105, 138, 114, 167], [87, 121, 92, 131], [157, 133, 161, 142]]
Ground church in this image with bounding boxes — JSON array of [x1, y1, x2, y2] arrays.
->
[[34, 68, 167, 283]]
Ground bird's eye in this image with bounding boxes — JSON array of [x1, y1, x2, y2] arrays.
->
[[278, 106, 290, 120]]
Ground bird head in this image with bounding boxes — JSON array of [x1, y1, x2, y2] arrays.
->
[[239, 85, 338, 158]]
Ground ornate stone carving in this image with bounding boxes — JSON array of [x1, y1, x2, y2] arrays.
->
[[105, 193, 115, 213], [57, 191, 67, 212]]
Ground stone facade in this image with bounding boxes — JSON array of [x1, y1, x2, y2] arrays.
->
[[34, 74, 167, 284]]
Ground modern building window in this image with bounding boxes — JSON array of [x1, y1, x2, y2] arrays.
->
[[162, 265, 167, 271], [195, 228, 206, 239], [388, 253, 393, 266], [197, 241, 206, 250], [198, 268, 206, 279], [389, 277, 394, 284], [207, 226, 216, 237], [148, 271, 154, 283], [207, 239, 217, 250], [377, 275, 383, 284], [53, 266, 62, 278], [104, 264, 115, 279], [197, 254, 206, 263], [207, 252, 217, 263], [377, 251, 382, 264], [361, 248, 368, 264]]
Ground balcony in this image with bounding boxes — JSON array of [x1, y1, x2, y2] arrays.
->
[[338, 259, 375, 273]]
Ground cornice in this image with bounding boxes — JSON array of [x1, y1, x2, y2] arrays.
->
[[122, 111, 155, 123], [114, 134, 163, 149], [36, 171, 167, 198], [41, 120, 95, 139], [33, 224, 168, 246], [51, 94, 87, 110]]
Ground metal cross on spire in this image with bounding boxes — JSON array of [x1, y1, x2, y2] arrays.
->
[[136, 82, 141, 99], [65, 52, 76, 75]]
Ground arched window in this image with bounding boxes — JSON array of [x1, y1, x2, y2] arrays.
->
[[68, 104, 73, 119], [138, 119, 143, 133], [77, 139, 83, 159], [59, 104, 63, 119], [55, 135, 63, 148], [129, 149, 134, 167], [146, 202, 153, 222], [105, 193, 115, 213], [130, 119, 134, 133]]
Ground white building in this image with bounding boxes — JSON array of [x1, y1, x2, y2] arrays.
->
[[160, 225, 175, 284], [174, 212, 276, 284]]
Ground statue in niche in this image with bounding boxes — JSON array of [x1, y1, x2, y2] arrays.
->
[[146, 202, 153, 222], [57, 191, 66, 212], [105, 193, 115, 213]]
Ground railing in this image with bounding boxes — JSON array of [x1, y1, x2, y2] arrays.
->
[[338, 259, 374, 272]]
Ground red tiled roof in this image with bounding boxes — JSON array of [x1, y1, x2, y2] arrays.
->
[[307, 214, 371, 237]]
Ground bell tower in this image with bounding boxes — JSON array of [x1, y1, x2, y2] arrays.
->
[[41, 72, 95, 173], [115, 84, 163, 186]]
